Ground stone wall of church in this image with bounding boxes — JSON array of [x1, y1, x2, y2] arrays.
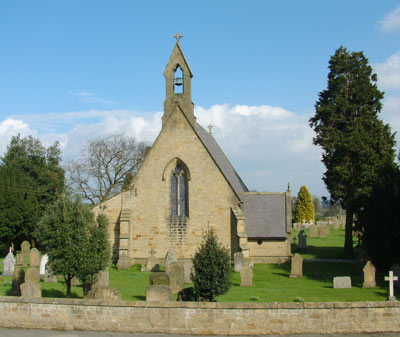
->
[[115, 109, 240, 263], [247, 237, 292, 263]]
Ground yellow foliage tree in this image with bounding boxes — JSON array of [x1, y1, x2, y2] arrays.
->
[[293, 185, 315, 224]]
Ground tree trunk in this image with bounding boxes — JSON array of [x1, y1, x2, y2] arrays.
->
[[344, 208, 354, 256], [66, 275, 72, 298]]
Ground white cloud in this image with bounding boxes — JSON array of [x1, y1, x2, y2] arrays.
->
[[379, 5, 400, 33], [69, 91, 118, 106], [0, 118, 37, 155], [374, 51, 400, 89]]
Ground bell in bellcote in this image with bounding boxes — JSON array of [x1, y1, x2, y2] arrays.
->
[[174, 77, 183, 86]]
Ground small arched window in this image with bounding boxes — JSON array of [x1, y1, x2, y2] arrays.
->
[[171, 164, 188, 216], [174, 66, 183, 94]]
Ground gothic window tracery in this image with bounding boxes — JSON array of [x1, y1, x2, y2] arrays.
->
[[170, 164, 188, 217]]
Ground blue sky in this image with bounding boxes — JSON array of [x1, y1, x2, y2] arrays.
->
[[1, 1, 400, 198]]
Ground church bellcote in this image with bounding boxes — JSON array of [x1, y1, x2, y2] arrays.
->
[[162, 32, 195, 128]]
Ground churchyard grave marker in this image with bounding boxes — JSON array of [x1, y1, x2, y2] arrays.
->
[[150, 272, 170, 286], [332, 217, 339, 230], [298, 230, 307, 249], [390, 264, 400, 288], [21, 267, 41, 298], [240, 265, 253, 286], [308, 224, 318, 238], [15, 252, 23, 267], [146, 249, 160, 272], [2, 248, 15, 277], [362, 261, 376, 288], [385, 270, 398, 301], [165, 249, 177, 272], [30, 248, 40, 267], [290, 253, 303, 278], [182, 260, 193, 283], [146, 284, 173, 301], [21, 241, 30, 267], [44, 265, 57, 283], [333, 276, 351, 288], [94, 287, 121, 300], [167, 262, 185, 293], [319, 224, 328, 238], [40, 254, 48, 277], [234, 252, 244, 272]]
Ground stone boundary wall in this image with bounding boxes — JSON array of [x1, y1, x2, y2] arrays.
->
[[0, 297, 399, 335]]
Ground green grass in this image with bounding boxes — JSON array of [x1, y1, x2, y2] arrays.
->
[[0, 228, 393, 302]]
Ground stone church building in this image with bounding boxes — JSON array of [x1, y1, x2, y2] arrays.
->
[[94, 38, 292, 268]]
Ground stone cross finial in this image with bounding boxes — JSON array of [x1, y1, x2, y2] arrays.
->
[[207, 124, 213, 135], [149, 248, 156, 255], [385, 270, 398, 301], [173, 31, 183, 42]]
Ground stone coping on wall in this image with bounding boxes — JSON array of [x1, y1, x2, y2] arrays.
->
[[0, 295, 398, 309]]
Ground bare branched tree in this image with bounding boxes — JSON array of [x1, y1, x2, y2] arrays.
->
[[65, 134, 148, 205]]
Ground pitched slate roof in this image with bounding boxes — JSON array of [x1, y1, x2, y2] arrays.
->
[[195, 123, 248, 199], [242, 193, 287, 239]]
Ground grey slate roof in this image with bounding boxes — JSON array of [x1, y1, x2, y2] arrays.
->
[[242, 193, 287, 239], [195, 123, 248, 198]]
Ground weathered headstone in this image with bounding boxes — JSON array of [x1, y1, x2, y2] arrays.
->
[[390, 263, 400, 288], [290, 253, 303, 278], [319, 224, 328, 238], [146, 254, 160, 272], [149, 272, 170, 286], [71, 276, 80, 286], [240, 265, 253, 286], [182, 260, 193, 284], [25, 267, 40, 284], [21, 241, 30, 267], [20, 279, 41, 298], [94, 287, 121, 300], [29, 248, 40, 267], [234, 252, 244, 272], [165, 249, 177, 272], [332, 217, 339, 230], [167, 262, 185, 294], [146, 285, 173, 301], [298, 230, 307, 249], [16, 252, 23, 267], [308, 224, 318, 238], [85, 268, 109, 299], [117, 254, 130, 270], [333, 276, 352, 288], [11, 268, 25, 296], [362, 261, 376, 288], [2, 249, 16, 277], [40, 254, 48, 277], [44, 265, 57, 283]]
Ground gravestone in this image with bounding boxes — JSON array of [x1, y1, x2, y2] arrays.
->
[[308, 224, 318, 238], [165, 249, 177, 272], [71, 276, 80, 286], [40, 254, 48, 277], [85, 268, 109, 298], [11, 268, 25, 296], [234, 252, 244, 272], [240, 265, 253, 286], [117, 254, 130, 270], [16, 252, 23, 267], [21, 241, 30, 267], [44, 265, 57, 283], [146, 253, 160, 272], [20, 279, 41, 298], [362, 261, 376, 288], [25, 267, 40, 284], [332, 217, 339, 230], [385, 270, 398, 301], [146, 285, 173, 301], [182, 260, 193, 284], [298, 230, 307, 249], [94, 287, 121, 300], [29, 248, 40, 267], [150, 272, 170, 286], [333, 276, 351, 288], [390, 264, 400, 288], [167, 262, 185, 294], [2, 249, 15, 277], [290, 253, 303, 278], [319, 224, 328, 238]]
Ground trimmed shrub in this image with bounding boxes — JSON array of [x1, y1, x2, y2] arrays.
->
[[294, 185, 315, 224]]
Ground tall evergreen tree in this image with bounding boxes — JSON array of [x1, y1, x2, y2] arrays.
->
[[0, 135, 64, 251], [309, 47, 396, 255], [293, 185, 315, 224]]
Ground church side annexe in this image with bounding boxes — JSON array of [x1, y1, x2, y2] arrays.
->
[[93, 36, 292, 268]]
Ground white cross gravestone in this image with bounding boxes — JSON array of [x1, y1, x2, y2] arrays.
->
[[385, 270, 398, 301]]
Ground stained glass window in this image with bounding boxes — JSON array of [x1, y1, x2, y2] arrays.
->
[[171, 164, 188, 217]]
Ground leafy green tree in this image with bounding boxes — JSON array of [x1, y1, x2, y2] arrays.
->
[[0, 135, 64, 250], [359, 162, 400, 270], [37, 193, 110, 297], [191, 229, 232, 301], [309, 46, 396, 255], [293, 185, 315, 224]]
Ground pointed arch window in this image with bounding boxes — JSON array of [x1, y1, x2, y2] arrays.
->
[[171, 164, 188, 217]]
